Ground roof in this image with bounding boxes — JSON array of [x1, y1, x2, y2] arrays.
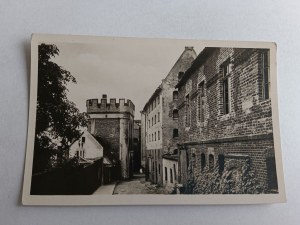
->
[[92, 135, 120, 165], [176, 47, 217, 88], [142, 86, 162, 111], [162, 154, 179, 161]]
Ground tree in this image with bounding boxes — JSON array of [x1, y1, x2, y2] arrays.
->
[[32, 44, 87, 173]]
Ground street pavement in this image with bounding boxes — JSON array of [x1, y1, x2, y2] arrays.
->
[[93, 182, 116, 195], [113, 174, 169, 194]]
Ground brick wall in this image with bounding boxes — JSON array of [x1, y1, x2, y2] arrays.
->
[[177, 48, 277, 193]]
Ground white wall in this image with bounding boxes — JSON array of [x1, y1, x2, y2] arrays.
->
[[1, 1, 300, 225], [163, 158, 178, 186], [69, 130, 103, 159]]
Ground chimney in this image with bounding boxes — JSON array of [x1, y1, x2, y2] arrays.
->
[[185, 46, 194, 51]]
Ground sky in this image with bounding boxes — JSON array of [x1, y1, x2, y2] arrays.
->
[[51, 37, 204, 119]]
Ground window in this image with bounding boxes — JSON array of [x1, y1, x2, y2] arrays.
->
[[154, 99, 156, 108], [173, 91, 178, 101], [209, 154, 214, 171], [221, 58, 232, 77], [148, 120, 150, 128], [155, 132, 156, 141], [173, 164, 176, 181], [158, 130, 160, 140], [173, 109, 179, 119], [158, 112, 160, 122], [185, 94, 190, 126], [223, 78, 230, 114], [220, 59, 231, 115], [198, 82, 205, 123], [261, 51, 270, 100], [158, 164, 161, 175], [170, 168, 173, 183], [157, 96, 160, 105], [82, 137, 85, 143], [165, 167, 168, 181], [218, 154, 225, 174], [201, 153, 206, 171], [173, 129, 178, 138], [155, 115, 157, 124], [152, 117, 153, 126]]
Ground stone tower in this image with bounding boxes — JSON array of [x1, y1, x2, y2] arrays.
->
[[86, 94, 135, 179]]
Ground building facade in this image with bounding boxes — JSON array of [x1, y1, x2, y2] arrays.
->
[[133, 120, 141, 173], [86, 94, 135, 179], [141, 47, 197, 186], [162, 154, 178, 192], [69, 130, 103, 160], [176, 47, 278, 194]]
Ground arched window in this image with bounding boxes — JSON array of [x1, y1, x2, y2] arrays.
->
[[173, 109, 179, 119], [218, 154, 225, 174], [170, 168, 173, 183], [173, 164, 176, 181], [201, 153, 206, 171], [173, 91, 178, 101], [165, 167, 168, 181], [209, 154, 214, 171], [158, 164, 161, 175]]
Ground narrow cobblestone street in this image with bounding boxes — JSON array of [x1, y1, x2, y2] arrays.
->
[[113, 174, 169, 194]]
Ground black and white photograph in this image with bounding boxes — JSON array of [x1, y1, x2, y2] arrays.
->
[[22, 34, 285, 205]]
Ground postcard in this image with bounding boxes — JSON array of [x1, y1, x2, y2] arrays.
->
[[22, 34, 286, 205]]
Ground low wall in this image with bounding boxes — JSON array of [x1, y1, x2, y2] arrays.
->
[[30, 159, 102, 195]]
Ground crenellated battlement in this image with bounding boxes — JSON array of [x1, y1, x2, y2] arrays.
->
[[86, 94, 135, 116]]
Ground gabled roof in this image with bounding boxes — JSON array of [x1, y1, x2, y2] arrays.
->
[[92, 135, 120, 165], [142, 86, 162, 111], [176, 47, 217, 88], [142, 46, 197, 112]]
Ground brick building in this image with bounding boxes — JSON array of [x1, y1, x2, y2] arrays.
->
[[86, 94, 135, 179], [176, 47, 278, 194], [141, 47, 196, 185]]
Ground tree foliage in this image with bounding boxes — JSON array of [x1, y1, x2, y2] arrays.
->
[[33, 44, 87, 173]]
